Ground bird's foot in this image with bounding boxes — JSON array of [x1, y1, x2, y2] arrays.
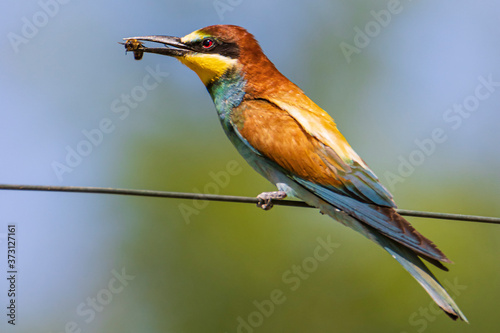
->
[[256, 191, 287, 210]]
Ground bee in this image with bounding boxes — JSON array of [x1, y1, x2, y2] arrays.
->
[[123, 39, 144, 60]]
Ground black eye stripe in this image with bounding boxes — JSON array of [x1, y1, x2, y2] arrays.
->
[[186, 39, 240, 59], [215, 42, 240, 59]]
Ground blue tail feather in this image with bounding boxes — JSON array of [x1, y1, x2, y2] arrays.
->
[[294, 178, 450, 263], [289, 177, 467, 321]]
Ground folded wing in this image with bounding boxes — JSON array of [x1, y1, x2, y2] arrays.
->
[[231, 97, 450, 265]]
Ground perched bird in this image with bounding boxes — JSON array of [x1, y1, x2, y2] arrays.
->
[[123, 25, 467, 321]]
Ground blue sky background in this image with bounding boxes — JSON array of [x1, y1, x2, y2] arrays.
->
[[1, 1, 499, 332]]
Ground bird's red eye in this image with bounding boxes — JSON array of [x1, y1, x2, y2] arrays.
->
[[202, 38, 214, 49]]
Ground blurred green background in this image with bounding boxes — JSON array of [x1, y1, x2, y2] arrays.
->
[[1, 0, 499, 332]]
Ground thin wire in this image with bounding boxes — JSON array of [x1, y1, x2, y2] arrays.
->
[[1, 183, 499, 224]]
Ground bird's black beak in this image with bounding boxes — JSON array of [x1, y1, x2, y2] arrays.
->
[[122, 35, 193, 58]]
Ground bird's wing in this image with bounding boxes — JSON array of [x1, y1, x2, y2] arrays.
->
[[234, 97, 395, 207], [268, 97, 396, 208], [231, 97, 449, 263]]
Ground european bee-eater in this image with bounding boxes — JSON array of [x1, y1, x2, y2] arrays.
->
[[123, 25, 467, 321]]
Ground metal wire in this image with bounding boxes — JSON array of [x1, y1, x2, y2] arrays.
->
[[1, 183, 499, 224]]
